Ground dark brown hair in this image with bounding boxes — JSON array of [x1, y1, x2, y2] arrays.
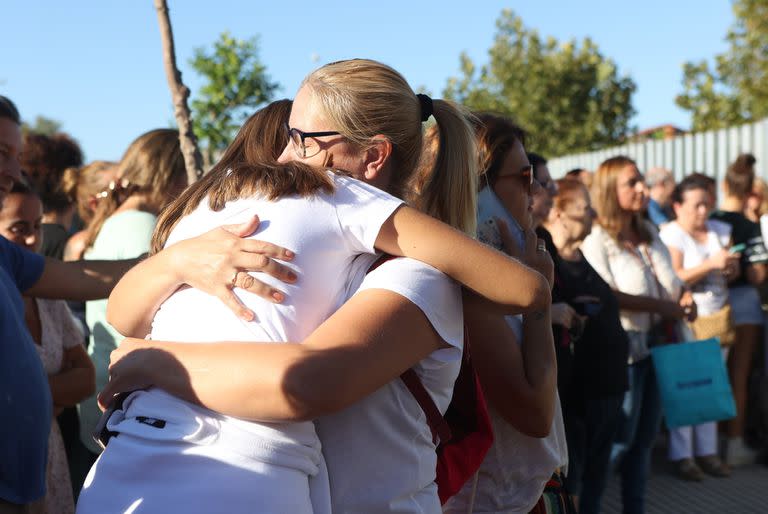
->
[[0, 96, 20, 124], [470, 112, 527, 188], [20, 132, 83, 213], [150, 100, 335, 254], [724, 153, 756, 199], [671, 174, 715, 205]]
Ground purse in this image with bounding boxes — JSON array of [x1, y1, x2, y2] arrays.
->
[[688, 304, 735, 346], [528, 473, 578, 514]]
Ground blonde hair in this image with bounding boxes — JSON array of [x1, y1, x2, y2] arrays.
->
[[591, 155, 651, 243], [303, 59, 477, 235], [60, 161, 117, 223], [85, 129, 186, 249]]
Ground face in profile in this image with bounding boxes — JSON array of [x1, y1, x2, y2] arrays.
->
[[615, 165, 646, 213], [278, 86, 364, 179], [561, 188, 595, 242], [0, 192, 43, 252], [531, 163, 556, 227], [492, 141, 539, 230]]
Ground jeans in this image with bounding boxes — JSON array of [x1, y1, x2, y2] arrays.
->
[[610, 357, 663, 514], [563, 393, 624, 514]]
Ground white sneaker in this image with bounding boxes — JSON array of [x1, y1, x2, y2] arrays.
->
[[726, 437, 758, 467]]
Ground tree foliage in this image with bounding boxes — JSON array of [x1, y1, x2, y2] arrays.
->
[[676, 0, 768, 131], [189, 31, 279, 165], [443, 9, 636, 158], [22, 115, 62, 136]]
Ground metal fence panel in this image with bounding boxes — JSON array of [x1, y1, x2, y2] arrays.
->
[[549, 118, 768, 184], [716, 128, 729, 178]]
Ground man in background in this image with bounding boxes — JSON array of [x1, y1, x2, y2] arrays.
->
[[646, 167, 675, 226]]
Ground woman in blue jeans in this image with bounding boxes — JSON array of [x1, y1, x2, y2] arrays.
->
[[581, 156, 696, 514]]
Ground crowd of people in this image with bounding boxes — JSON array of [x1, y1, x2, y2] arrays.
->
[[1, 57, 767, 514]]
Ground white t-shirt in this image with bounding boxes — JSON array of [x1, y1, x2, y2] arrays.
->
[[759, 215, 768, 255], [659, 220, 731, 315], [444, 315, 568, 514], [106, 173, 402, 506], [316, 255, 463, 514], [582, 223, 683, 334], [80, 209, 158, 454]]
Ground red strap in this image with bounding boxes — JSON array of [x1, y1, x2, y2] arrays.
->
[[400, 368, 453, 444], [366, 254, 452, 445]]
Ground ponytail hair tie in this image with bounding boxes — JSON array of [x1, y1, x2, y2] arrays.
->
[[417, 93, 433, 122]]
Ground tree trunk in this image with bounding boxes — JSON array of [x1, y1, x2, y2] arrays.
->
[[154, 0, 203, 183]]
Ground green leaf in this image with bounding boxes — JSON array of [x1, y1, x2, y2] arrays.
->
[[676, 0, 768, 131], [443, 9, 636, 157], [189, 32, 280, 164]]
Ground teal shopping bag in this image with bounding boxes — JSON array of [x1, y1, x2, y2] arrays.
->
[[650, 337, 736, 429]]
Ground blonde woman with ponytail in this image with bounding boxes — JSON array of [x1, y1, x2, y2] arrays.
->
[[61, 161, 118, 262], [95, 59, 550, 514], [76, 129, 187, 464]]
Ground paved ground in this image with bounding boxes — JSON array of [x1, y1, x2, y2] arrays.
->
[[602, 453, 768, 513]]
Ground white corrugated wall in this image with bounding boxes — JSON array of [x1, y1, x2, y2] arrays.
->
[[548, 118, 768, 183]]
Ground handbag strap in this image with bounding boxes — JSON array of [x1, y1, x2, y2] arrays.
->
[[367, 254, 454, 445], [400, 368, 452, 444]]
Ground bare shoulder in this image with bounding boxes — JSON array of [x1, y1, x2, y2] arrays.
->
[[63, 230, 88, 261]]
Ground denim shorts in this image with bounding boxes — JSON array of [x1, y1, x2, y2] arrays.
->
[[728, 285, 764, 326]]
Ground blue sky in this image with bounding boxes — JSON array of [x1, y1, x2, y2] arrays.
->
[[2, 1, 733, 161]]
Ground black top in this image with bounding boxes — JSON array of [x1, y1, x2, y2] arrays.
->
[[536, 228, 574, 395], [710, 210, 768, 287], [554, 251, 629, 400], [40, 223, 69, 260]]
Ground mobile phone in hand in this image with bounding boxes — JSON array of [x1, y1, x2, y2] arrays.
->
[[729, 243, 746, 254], [477, 185, 525, 252]]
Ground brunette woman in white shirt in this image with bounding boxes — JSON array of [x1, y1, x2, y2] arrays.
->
[[581, 156, 696, 514]]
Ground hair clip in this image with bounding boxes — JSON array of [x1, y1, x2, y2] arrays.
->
[[95, 178, 131, 199]]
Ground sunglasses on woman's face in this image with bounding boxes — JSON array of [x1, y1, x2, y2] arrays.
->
[[496, 164, 535, 192]]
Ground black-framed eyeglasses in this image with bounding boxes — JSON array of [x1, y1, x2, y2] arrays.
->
[[496, 164, 535, 193], [285, 124, 341, 158]]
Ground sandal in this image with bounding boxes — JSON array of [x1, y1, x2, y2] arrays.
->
[[697, 455, 731, 478], [675, 458, 705, 481]]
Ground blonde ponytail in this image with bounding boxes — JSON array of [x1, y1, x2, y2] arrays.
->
[[412, 100, 477, 236]]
